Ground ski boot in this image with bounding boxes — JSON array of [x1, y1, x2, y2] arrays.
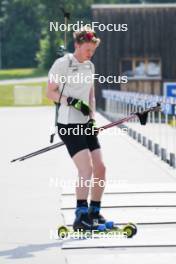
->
[[73, 206, 106, 232], [88, 206, 114, 229]]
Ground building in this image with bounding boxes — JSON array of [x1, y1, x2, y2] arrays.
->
[[91, 4, 176, 107]]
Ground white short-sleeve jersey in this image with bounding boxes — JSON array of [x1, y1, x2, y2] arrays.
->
[[48, 53, 95, 124]]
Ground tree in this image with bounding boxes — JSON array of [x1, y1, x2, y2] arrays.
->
[[1, 0, 41, 68]]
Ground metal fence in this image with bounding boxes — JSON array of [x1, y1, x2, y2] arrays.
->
[[102, 90, 176, 169]]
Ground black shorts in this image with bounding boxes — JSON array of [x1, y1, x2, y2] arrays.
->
[[57, 123, 101, 157]]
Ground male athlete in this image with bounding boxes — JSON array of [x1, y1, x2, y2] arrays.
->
[[47, 27, 111, 231]]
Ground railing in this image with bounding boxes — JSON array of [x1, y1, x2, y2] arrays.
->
[[102, 90, 176, 169]]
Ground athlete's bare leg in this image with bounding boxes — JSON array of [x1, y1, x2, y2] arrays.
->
[[90, 148, 106, 201], [72, 149, 93, 200]]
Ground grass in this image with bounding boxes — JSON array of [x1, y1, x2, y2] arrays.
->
[[0, 68, 47, 80], [0, 82, 53, 106]]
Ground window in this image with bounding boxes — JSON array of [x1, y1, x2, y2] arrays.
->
[[120, 58, 161, 79]]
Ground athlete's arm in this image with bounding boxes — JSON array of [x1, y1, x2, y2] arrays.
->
[[46, 81, 67, 105], [89, 85, 96, 119]]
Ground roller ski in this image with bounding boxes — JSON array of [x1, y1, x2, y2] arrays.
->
[[88, 205, 137, 237], [58, 223, 137, 239], [58, 206, 137, 239]]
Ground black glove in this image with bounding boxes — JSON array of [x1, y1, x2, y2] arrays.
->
[[87, 119, 99, 136], [67, 97, 91, 116]]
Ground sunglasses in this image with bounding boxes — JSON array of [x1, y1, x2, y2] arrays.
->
[[77, 31, 97, 42]]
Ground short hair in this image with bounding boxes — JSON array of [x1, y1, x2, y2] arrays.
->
[[73, 26, 100, 46]]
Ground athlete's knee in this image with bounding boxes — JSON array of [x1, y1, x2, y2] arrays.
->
[[93, 162, 106, 180], [78, 165, 93, 179], [99, 163, 106, 178]]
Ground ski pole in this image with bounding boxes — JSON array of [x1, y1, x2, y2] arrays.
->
[[102, 102, 161, 130], [11, 103, 161, 162], [50, 9, 70, 143], [11, 141, 65, 162]]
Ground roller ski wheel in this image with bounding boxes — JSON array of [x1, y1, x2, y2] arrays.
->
[[128, 223, 137, 235], [58, 225, 69, 239], [123, 223, 137, 238]]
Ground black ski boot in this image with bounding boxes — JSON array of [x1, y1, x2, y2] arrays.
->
[[88, 206, 114, 229], [73, 207, 106, 231]]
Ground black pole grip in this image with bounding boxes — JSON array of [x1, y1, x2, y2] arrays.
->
[[50, 133, 55, 143]]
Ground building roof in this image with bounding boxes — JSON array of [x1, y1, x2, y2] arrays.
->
[[91, 3, 176, 9]]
